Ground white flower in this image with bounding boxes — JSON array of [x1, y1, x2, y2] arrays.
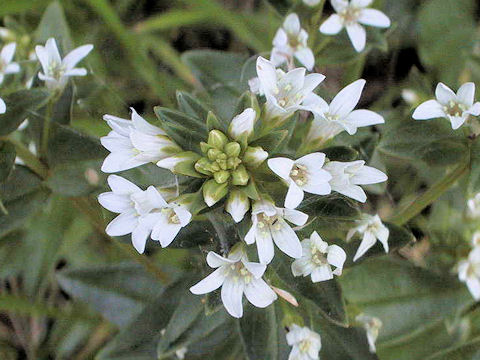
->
[[467, 193, 480, 218], [248, 77, 262, 95], [175, 347, 187, 359], [256, 56, 325, 121], [35, 38, 93, 90], [0, 97, 5, 114], [225, 190, 250, 223], [304, 80, 384, 145], [271, 14, 315, 71], [101, 108, 180, 173], [347, 214, 389, 261], [189, 249, 277, 318], [98, 175, 191, 253], [228, 107, 256, 140], [458, 247, 480, 300], [304, 0, 321, 6], [320, 0, 391, 52], [356, 314, 382, 353], [472, 232, 480, 248], [291, 231, 346, 282], [413, 82, 480, 130], [0, 43, 20, 84], [245, 199, 308, 264], [286, 324, 321, 360], [401, 89, 419, 105], [268, 153, 332, 209], [324, 160, 387, 203]]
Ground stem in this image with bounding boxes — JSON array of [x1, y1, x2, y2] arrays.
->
[[388, 159, 470, 226], [71, 198, 170, 284], [7, 137, 49, 179], [40, 99, 55, 160]]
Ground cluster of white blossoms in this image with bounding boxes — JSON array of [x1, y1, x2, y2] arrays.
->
[[286, 324, 322, 360], [0, 37, 93, 115]]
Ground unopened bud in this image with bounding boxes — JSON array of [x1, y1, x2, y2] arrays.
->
[[224, 142, 241, 158], [194, 158, 213, 176], [231, 165, 249, 186], [208, 130, 228, 149], [214, 170, 230, 184], [202, 179, 229, 207], [243, 146, 268, 168]]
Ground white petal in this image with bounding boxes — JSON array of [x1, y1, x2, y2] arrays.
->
[[244, 225, 256, 245], [64, 68, 87, 77], [319, 14, 344, 35], [284, 13, 301, 34], [457, 82, 475, 107], [207, 251, 234, 268], [45, 38, 61, 65], [351, 165, 388, 185], [256, 230, 275, 264], [0, 98, 5, 114], [353, 231, 377, 261], [256, 57, 278, 96], [272, 28, 288, 48], [303, 0, 321, 5], [343, 109, 384, 134], [0, 43, 16, 64], [376, 224, 390, 253], [330, 79, 366, 118], [311, 265, 333, 282], [351, 0, 373, 6], [243, 261, 267, 278], [173, 206, 192, 226], [101, 132, 132, 152], [302, 177, 332, 195], [4, 62, 20, 74], [302, 73, 325, 94], [271, 220, 303, 258], [157, 222, 182, 247], [303, 93, 329, 116], [467, 103, 480, 116], [294, 47, 315, 71], [131, 108, 164, 135], [105, 211, 138, 236], [450, 115, 467, 130], [63, 44, 94, 70], [107, 175, 141, 194], [283, 208, 309, 226], [296, 152, 326, 168], [244, 279, 277, 308], [103, 114, 132, 136], [466, 277, 480, 300], [412, 100, 445, 120], [268, 157, 294, 181], [358, 9, 391, 28], [435, 83, 456, 105], [229, 108, 256, 140], [331, 0, 349, 13], [98, 192, 131, 213], [327, 245, 346, 272], [35, 45, 49, 73], [190, 268, 226, 294], [131, 224, 151, 254], [101, 152, 148, 173], [335, 184, 367, 203], [221, 278, 245, 318], [346, 23, 367, 52], [285, 182, 304, 209]]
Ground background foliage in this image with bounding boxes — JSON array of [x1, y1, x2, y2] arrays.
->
[[0, 0, 480, 359]]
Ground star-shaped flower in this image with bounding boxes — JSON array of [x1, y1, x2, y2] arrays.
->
[[347, 214, 389, 261], [292, 231, 346, 282], [189, 249, 277, 318], [268, 152, 332, 209], [320, 0, 391, 52], [245, 199, 308, 264], [271, 13, 315, 71], [286, 324, 322, 360], [323, 160, 387, 203], [413, 82, 480, 130], [35, 38, 93, 90]]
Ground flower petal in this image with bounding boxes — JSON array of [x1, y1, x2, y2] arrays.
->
[[221, 278, 245, 318], [351, 165, 388, 185], [285, 182, 305, 209], [63, 44, 94, 70], [311, 265, 333, 282], [351, 0, 373, 6], [353, 231, 377, 261], [131, 224, 151, 254], [272, 28, 288, 48], [131, 108, 165, 135], [294, 48, 315, 71], [1, 43, 16, 64], [229, 108, 256, 140], [467, 103, 480, 116], [331, 0, 349, 13], [243, 261, 267, 278], [105, 211, 137, 236], [284, 13, 301, 34], [207, 251, 234, 268], [256, 57, 278, 96], [268, 157, 294, 181], [101, 152, 148, 173], [319, 14, 344, 35], [98, 192, 131, 213], [0, 98, 5, 114], [412, 100, 445, 120], [107, 175, 141, 194], [244, 279, 277, 308], [343, 109, 384, 134], [457, 82, 475, 107], [190, 268, 226, 294], [334, 184, 367, 203], [327, 245, 346, 272], [283, 208, 309, 226], [330, 79, 366, 118], [271, 219, 303, 258], [435, 83, 456, 105], [255, 229, 275, 264], [346, 23, 366, 52], [358, 9, 391, 28]]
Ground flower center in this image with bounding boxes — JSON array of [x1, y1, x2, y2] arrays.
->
[[257, 213, 282, 233], [162, 208, 180, 225], [340, 7, 361, 25], [311, 247, 328, 266], [290, 164, 308, 186], [287, 33, 302, 50], [444, 100, 467, 117], [230, 262, 253, 283], [324, 112, 340, 122], [299, 339, 311, 353], [47, 61, 65, 80]]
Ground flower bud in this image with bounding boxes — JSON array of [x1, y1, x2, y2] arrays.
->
[[157, 151, 203, 178], [202, 179, 229, 207], [207, 148, 223, 161], [208, 130, 228, 149], [243, 146, 268, 168], [224, 142, 241, 158], [228, 108, 256, 141], [231, 165, 250, 186], [194, 157, 213, 176], [214, 170, 230, 184], [200, 141, 213, 154], [226, 190, 249, 223]]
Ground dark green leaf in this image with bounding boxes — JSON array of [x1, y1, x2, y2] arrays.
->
[[323, 146, 359, 162], [35, 1, 73, 51], [424, 337, 480, 360], [253, 130, 288, 154], [176, 91, 210, 121], [0, 141, 16, 182]]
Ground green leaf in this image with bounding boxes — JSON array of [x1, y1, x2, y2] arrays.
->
[[46, 123, 107, 166], [0, 89, 50, 136], [169, 221, 215, 248], [51, 83, 75, 124], [154, 106, 207, 136], [253, 130, 289, 154], [0, 141, 16, 182], [323, 146, 359, 162], [176, 91, 210, 121], [298, 195, 360, 220], [35, 1, 73, 51], [238, 305, 278, 360], [425, 337, 480, 360], [340, 257, 472, 343], [57, 263, 167, 328]]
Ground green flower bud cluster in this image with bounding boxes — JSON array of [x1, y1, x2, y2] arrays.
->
[[196, 130, 250, 186]]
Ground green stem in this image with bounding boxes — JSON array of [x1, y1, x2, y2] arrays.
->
[[7, 137, 49, 179], [388, 159, 470, 226], [40, 99, 55, 160]]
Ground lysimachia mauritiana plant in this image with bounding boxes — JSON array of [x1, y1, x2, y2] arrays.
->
[[3, 0, 480, 359]]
